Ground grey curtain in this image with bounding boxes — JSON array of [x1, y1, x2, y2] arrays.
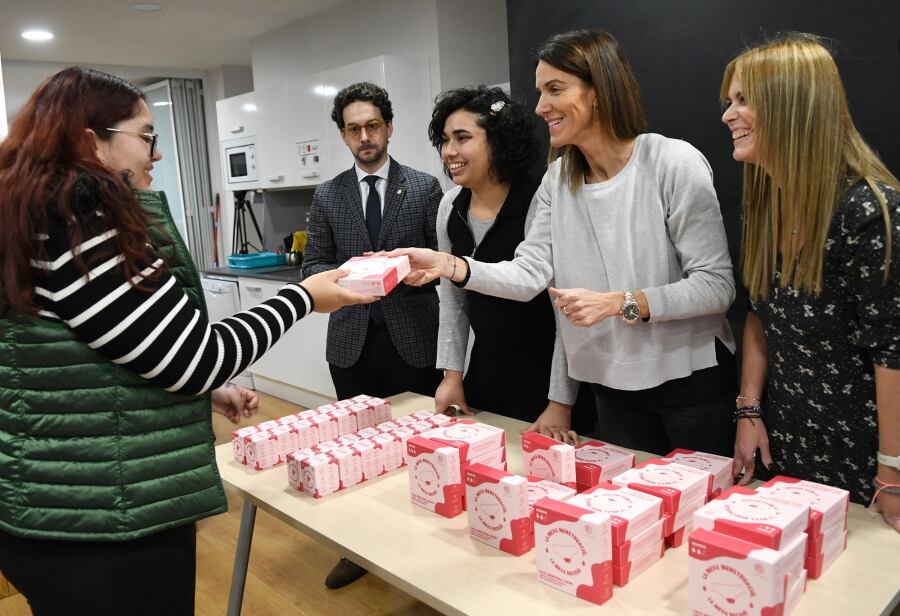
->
[[169, 78, 216, 269]]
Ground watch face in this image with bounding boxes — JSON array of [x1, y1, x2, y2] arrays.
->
[[623, 302, 641, 322]]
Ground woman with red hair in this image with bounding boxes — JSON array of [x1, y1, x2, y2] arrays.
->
[[0, 67, 374, 614]]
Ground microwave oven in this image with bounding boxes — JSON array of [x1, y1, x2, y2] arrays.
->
[[225, 143, 258, 184]]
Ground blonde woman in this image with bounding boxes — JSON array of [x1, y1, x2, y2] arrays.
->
[[721, 33, 900, 530]]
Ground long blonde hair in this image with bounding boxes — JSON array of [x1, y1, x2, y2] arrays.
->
[[537, 29, 646, 192], [721, 33, 898, 299]]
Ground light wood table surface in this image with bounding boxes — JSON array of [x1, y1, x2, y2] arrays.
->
[[217, 393, 900, 616]]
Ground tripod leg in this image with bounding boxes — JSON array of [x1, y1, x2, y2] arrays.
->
[[244, 200, 264, 251]]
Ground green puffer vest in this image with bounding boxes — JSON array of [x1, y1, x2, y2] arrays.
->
[[0, 190, 227, 541]]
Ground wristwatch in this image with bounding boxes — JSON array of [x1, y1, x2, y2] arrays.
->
[[620, 291, 641, 325], [877, 451, 900, 470]]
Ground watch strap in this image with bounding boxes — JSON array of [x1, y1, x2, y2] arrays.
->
[[877, 451, 900, 469]]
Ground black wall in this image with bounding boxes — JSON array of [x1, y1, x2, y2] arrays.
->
[[506, 0, 900, 341]]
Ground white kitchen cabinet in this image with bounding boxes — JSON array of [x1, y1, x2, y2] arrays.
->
[[255, 82, 295, 190], [217, 91, 263, 191], [238, 277, 335, 407], [285, 73, 328, 188]]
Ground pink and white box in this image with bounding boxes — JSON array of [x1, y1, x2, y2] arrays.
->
[[533, 497, 614, 606], [567, 481, 663, 546], [461, 445, 507, 474], [425, 420, 506, 462], [346, 402, 376, 430], [299, 453, 341, 498], [612, 530, 665, 587], [336, 433, 362, 447], [407, 436, 463, 518], [337, 255, 411, 296], [269, 424, 301, 457], [574, 441, 635, 488], [412, 410, 436, 421], [288, 420, 318, 450], [429, 413, 455, 427], [242, 431, 282, 470], [805, 527, 847, 579], [689, 527, 807, 616], [611, 459, 711, 517], [522, 432, 576, 488], [693, 486, 810, 551], [526, 476, 577, 517], [286, 448, 316, 490], [350, 439, 384, 480], [311, 414, 339, 443], [466, 464, 534, 556], [372, 432, 405, 471], [356, 427, 382, 440], [662, 448, 733, 499], [755, 475, 849, 537], [324, 408, 357, 436], [329, 446, 363, 489], [368, 397, 392, 424], [231, 426, 261, 464]]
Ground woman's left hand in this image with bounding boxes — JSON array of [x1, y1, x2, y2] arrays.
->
[[550, 287, 621, 327], [874, 491, 900, 532], [212, 384, 259, 423]]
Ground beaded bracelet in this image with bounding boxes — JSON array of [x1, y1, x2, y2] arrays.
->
[[734, 405, 764, 425], [446, 254, 457, 280], [870, 476, 900, 507], [736, 395, 761, 403]]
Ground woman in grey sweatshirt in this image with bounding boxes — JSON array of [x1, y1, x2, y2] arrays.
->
[[392, 29, 737, 458]]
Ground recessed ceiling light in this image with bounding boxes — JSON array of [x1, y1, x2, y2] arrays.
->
[[22, 30, 54, 42], [152, 101, 172, 107], [130, 2, 163, 11], [314, 85, 337, 97], [241, 103, 257, 112]]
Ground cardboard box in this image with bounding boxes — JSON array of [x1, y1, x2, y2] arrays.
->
[[692, 486, 810, 550], [755, 476, 849, 536], [346, 402, 376, 430], [356, 427, 382, 440], [612, 539, 665, 586], [663, 491, 707, 538], [337, 255, 411, 295], [689, 528, 807, 616], [526, 476, 577, 516], [612, 517, 665, 564], [466, 464, 534, 556], [522, 432, 576, 487], [324, 408, 357, 436], [242, 431, 282, 470], [611, 459, 710, 516], [574, 441, 635, 487], [534, 497, 613, 606], [311, 414, 339, 443], [407, 436, 463, 518], [231, 425, 261, 464], [329, 446, 363, 489], [805, 528, 847, 580], [425, 420, 506, 462], [286, 448, 316, 490], [662, 448, 733, 498], [350, 439, 384, 480], [372, 432, 405, 471], [299, 453, 341, 498], [567, 481, 663, 545]]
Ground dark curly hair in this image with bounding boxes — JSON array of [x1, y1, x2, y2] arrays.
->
[[428, 86, 539, 185], [330, 82, 394, 129]]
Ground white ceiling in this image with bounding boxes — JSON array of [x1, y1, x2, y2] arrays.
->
[[0, 0, 349, 70]]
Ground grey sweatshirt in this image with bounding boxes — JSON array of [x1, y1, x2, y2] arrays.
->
[[462, 133, 736, 403]]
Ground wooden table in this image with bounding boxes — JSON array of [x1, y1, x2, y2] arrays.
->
[[218, 393, 900, 616]]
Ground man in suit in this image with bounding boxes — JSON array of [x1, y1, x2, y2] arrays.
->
[[302, 82, 443, 589]]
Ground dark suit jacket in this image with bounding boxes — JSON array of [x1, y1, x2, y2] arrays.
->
[[302, 158, 443, 368]]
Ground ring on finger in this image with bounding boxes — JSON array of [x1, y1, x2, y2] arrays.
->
[[563, 306, 569, 315]]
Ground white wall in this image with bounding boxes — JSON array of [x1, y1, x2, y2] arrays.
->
[[436, 0, 510, 91]]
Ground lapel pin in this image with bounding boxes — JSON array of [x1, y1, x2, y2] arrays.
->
[[396, 189, 402, 195]]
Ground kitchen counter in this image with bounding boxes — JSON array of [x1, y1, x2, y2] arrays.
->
[[201, 264, 304, 283]]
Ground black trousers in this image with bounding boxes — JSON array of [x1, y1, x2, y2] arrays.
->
[[589, 340, 738, 457], [329, 321, 442, 400], [0, 524, 196, 616]]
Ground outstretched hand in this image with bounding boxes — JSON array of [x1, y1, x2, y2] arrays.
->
[[383, 247, 449, 286], [301, 269, 379, 313]]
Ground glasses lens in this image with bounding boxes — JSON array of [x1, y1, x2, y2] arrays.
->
[[364, 120, 384, 134]]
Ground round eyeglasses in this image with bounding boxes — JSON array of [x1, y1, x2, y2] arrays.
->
[[105, 127, 159, 157]]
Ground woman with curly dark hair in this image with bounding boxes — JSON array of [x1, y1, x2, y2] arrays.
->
[[429, 86, 591, 423]]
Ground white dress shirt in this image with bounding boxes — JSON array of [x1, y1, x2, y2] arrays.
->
[[354, 159, 390, 218]]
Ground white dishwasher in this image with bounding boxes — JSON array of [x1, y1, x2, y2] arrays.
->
[[201, 275, 255, 389]]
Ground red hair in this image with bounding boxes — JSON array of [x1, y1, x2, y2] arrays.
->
[[0, 67, 161, 315]]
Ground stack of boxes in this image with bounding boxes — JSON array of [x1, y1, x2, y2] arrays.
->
[[465, 464, 533, 555], [661, 449, 733, 501], [533, 497, 614, 606], [522, 432, 576, 488], [689, 485, 813, 616], [573, 441, 636, 492], [611, 459, 711, 549], [754, 476, 849, 579], [407, 419, 507, 517], [567, 482, 666, 586]]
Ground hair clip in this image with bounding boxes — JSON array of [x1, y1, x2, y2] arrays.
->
[[489, 100, 506, 115]]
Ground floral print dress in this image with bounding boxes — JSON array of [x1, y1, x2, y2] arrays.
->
[[751, 182, 900, 504]]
